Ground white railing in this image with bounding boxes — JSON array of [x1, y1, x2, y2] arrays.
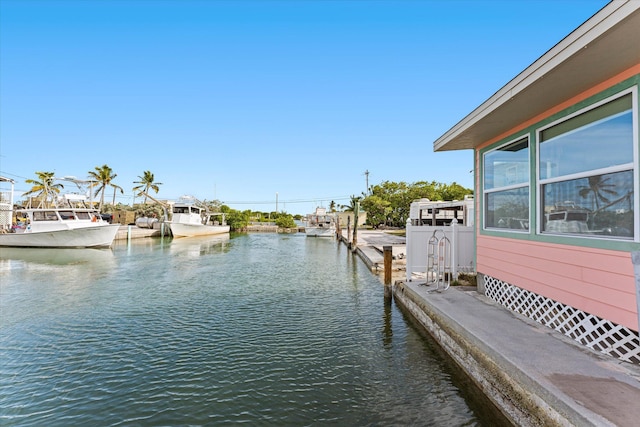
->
[[0, 181, 14, 231], [405, 219, 475, 282]]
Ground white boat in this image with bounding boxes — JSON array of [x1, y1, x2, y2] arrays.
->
[[169, 196, 230, 238], [544, 202, 590, 233], [305, 207, 336, 237], [0, 194, 120, 248]]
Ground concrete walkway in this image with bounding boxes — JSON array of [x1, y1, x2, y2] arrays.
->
[[348, 230, 640, 426], [341, 229, 407, 276]]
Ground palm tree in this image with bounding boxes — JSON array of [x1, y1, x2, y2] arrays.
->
[[578, 175, 618, 211], [133, 171, 162, 203], [340, 195, 362, 212], [23, 171, 64, 208], [88, 164, 123, 212]]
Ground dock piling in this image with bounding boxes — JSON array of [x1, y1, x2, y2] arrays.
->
[[383, 245, 393, 299]]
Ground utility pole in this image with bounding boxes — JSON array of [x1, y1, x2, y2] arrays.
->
[[276, 192, 278, 213], [364, 170, 370, 195]]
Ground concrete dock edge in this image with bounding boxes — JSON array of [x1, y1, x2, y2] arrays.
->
[[392, 282, 606, 427]]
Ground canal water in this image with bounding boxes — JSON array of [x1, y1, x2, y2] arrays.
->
[[1, 233, 509, 426]]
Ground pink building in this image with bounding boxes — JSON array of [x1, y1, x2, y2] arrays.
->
[[434, 1, 640, 364]]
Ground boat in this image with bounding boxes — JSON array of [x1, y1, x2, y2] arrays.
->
[[168, 196, 230, 238], [544, 201, 590, 233], [0, 193, 120, 248], [305, 207, 336, 237]]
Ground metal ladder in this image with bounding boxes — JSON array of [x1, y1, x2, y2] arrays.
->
[[424, 229, 451, 292]]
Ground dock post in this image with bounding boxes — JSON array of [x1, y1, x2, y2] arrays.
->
[[127, 225, 132, 243], [351, 201, 359, 251], [383, 245, 393, 299]]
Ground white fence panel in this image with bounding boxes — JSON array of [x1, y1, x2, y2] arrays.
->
[[406, 221, 475, 282]]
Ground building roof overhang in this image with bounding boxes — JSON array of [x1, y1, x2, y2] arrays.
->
[[433, 1, 640, 152]]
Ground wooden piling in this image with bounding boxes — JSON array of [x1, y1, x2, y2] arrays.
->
[[383, 245, 393, 299], [351, 201, 359, 251]]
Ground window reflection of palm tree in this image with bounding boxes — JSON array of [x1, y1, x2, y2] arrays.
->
[[578, 175, 618, 211]]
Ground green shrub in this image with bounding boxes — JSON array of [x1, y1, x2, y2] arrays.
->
[[275, 214, 296, 229]]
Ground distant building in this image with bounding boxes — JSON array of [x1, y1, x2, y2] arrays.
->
[[433, 1, 640, 364], [335, 211, 367, 228]]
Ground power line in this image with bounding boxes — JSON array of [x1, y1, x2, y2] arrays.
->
[[222, 196, 352, 205]]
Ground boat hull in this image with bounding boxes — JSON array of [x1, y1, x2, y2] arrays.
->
[[304, 226, 336, 237], [169, 223, 230, 238], [0, 224, 120, 248], [305, 207, 336, 237]]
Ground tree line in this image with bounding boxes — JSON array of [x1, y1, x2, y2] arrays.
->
[[22, 166, 163, 213], [336, 180, 473, 228], [20, 168, 472, 230], [19, 166, 296, 231]]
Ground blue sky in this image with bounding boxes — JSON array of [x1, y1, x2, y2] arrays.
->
[[0, 0, 608, 214]]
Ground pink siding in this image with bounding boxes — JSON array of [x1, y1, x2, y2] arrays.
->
[[477, 235, 638, 330]]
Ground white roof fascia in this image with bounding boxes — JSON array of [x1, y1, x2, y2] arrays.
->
[[433, 0, 639, 152]]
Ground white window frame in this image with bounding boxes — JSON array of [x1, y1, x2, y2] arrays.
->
[[482, 135, 530, 233]]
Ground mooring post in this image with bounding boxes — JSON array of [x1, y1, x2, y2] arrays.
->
[[347, 216, 351, 249], [351, 201, 359, 251], [383, 245, 393, 298]]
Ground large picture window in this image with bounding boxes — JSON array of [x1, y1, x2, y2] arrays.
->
[[483, 137, 529, 230], [538, 92, 635, 239]]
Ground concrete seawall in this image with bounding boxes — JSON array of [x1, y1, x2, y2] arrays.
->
[[392, 282, 574, 426], [114, 225, 167, 241]]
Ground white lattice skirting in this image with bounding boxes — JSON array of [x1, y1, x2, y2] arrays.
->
[[484, 275, 640, 365]]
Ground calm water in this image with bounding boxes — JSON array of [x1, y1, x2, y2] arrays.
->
[[0, 233, 507, 426]]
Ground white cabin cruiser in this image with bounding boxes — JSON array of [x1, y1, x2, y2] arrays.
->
[[305, 207, 336, 237], [0, 192, 119, 248], [169, 196, 230, 238]]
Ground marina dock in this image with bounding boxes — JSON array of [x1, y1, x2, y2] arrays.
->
[[344, 230, 640, 427], [114, 224, 167, 241]]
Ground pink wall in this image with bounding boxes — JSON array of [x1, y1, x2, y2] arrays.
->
[[473, 65, 640, 331], [477, 235, 638, 331]]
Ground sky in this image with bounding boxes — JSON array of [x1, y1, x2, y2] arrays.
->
[[0, 0, 609, 215]]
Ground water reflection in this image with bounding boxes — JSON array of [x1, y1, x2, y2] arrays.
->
[[169, 234, 231, 256], [0, 247, 115, 267]]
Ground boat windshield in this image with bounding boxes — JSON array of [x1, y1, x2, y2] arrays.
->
[[33, 211, 59, 221], [76, 211, 91, 220], [60, 211, 75, 220]]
